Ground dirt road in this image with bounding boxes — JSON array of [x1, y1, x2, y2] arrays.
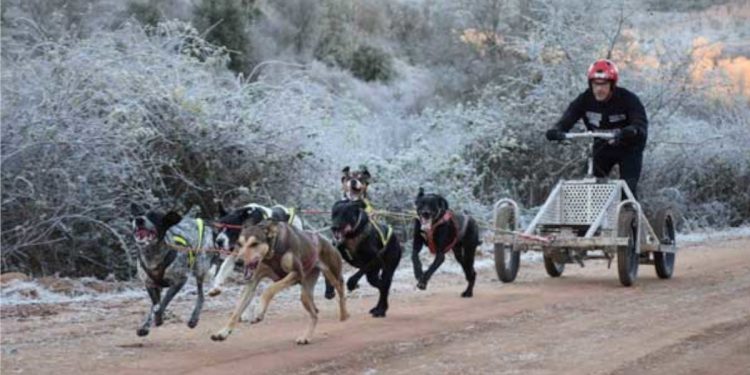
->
[[2, 237, 748, 375]]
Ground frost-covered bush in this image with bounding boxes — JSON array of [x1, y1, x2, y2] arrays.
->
[[2, 0, 748, 280], [1, 21, 322, 278]]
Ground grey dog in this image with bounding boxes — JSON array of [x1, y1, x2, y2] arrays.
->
[[131, 203, 219, 337]]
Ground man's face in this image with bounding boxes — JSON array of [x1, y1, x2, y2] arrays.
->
[[591, 79, 612, 102]]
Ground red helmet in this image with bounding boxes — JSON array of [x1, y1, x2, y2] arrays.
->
[[587, 59, 618, 85]]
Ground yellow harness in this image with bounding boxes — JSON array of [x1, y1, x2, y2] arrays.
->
[[371, 221, 393, 248], [172, 218, 204, 268]]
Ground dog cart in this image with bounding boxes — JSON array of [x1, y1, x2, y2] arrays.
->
[[492, 132, 677, 286]]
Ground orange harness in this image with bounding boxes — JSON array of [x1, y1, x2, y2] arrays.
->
[[424, 211, 463, 255]]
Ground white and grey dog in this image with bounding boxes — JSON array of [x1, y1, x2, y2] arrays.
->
[[130, 203, 219, 337], [209, 203, 304, 300]]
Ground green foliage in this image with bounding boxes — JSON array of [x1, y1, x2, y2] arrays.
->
[[645, 0, 730, 12], [349, 44, 394, 82], [127, 0, 162, 27], [313, 0, 355, 68], [192, 0, 254, 75]]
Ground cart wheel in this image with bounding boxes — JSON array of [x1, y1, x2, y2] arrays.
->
[[617, 209, 639, 287], [653, 207, 676, 279], [543, 251, 565, 277], [494, 204, 520, 283]]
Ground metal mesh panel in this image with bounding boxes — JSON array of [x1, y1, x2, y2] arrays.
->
[[539, 182, 620, 227]]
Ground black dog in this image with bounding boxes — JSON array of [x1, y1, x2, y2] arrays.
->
[[412, 188, 480, 297], [330, 199, 402, 317]]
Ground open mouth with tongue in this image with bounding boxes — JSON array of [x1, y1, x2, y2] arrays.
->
[[134, 228, 157, 243], [243, 258, 260, 280]]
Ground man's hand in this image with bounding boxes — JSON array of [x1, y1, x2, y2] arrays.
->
[[609, 129, 624, 145], [546, 128, 566, 141]]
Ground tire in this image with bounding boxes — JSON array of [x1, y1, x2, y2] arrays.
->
[[543, 252, 565, 277], [617, 209, 639, 287], [494, 205, 520, 283], [653, 207, 676, 279]]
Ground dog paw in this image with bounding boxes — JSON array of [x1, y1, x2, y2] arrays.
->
[[207, 288, 222, 297], [154, 315, 164, 327], [136, 327, 150, 337], [461, 290, 473, 298], [340, 311, 350, 321], [295, 336, 311, 345], [369, 307, 386, 318], [210, 329, 231, 341], [250, 315, 264, 324], [324, 289, 335, 300], [346, 280, 360, 292], [416, 281, 427, 290], [187, 319, 199, 329]]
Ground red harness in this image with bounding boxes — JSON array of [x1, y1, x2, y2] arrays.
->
[[424, 211, 462, 255]]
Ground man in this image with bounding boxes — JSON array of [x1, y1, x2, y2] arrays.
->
[[546, 59, 648, 198]]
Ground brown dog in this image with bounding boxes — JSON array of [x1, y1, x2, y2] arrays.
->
[[210, 220, 349, 344]]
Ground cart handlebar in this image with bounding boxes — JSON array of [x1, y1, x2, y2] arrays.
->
[[564, 131, 615, 140]]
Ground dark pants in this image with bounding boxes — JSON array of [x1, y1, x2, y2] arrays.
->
[[593, 146, 643, 199]]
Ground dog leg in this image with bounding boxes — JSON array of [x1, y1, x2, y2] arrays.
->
[[251, 271, 298, 324], [188, 277, 204, 328], [137, 286, 161, 336], [211, 277, 260, 341], [364, 269, 386, 317], [411, 219, 426, 282], [456, 246, 477, 298], [418, 252, 445, 290], [155, 280, 186, 326], [323, 279, 336, 300], [322, 267, 349, 322], [346, 270, 365, 292], [374, 259, 397, 317], [297, 279, 318, 345], [208, 252, 237, 297]]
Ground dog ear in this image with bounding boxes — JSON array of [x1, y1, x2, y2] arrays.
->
[[417, 187, 424, 198], [263, 221, 279, 239], [130, 203, 142, 217], [163, 211, 182, 229], [439, 196, 450, 211], [341, 166, 351, 182], [360, 166, 371, 182]]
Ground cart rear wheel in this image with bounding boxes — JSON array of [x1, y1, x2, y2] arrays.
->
[[653, 207, 676, 279], [494, 204, 520, 283], [617, 209, 639, 287], [543, 252, 565, 277]]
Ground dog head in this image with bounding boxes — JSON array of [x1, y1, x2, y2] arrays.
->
[[330, 199, 368, 243], [214, 203, 268, 251], [341, 165, 371, 201], [130, 203, 182, 247], [236, 221, 279, 278], [414, 188, 449, 232]]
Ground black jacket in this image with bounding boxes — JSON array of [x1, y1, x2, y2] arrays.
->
[[554, 87, 648, 151]]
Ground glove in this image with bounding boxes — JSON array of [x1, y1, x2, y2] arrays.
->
[[545, 128, 566, 141], [610, 129, 625, 145]]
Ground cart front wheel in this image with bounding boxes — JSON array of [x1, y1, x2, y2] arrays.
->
[[653, 207, 676, 279], [494, 204, 520, 283], [617, 209, 639, 287], [543, 251, 565, 277]]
